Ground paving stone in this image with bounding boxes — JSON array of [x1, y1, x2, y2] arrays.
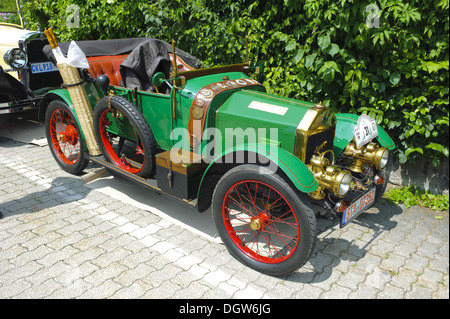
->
[[0, 137, 448, 299]]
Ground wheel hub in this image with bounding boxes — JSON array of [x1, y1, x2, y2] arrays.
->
[[250, 218, 262, 231], [250, 212, 270, 231], [58, 125, 78, 145]]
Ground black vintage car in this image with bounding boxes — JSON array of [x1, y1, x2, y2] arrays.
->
[[0, 0, 62, 114]]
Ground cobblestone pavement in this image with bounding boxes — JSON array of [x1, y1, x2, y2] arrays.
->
[[0, 135, 448, 300]]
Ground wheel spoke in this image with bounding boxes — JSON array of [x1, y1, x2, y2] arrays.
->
[[50, 108, 81, 165], [222, 180, 300, 264], [98, 109, 145, 174]]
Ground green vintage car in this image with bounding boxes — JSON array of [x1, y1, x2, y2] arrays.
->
[[40, 37, 394, 276]]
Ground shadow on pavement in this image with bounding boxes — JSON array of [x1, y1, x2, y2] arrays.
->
[[0, 176, 89, 219], [285, 200, 403, 283]]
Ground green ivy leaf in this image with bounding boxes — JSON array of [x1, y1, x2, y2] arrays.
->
[[327, 43, 340, 57], [432, 158, 441, 167], [405, 147, 424, 156], [279, 33, 288, 42], [304, 53, 317, 68], [322, 68, 335, 83], [293, 49, 305, 63], [285, 40, 297, 51], [389, 71, 401, 86], [317, 34, 331, 50]]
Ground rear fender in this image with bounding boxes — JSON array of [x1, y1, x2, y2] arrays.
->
[[334, 113, 395, 156], [38, 89, 73, 121], [196, 143, 318, 212], [38, 80, 102, 122]]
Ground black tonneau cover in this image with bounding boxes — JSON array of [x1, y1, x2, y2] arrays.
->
[[43, 38, 200, 92], [43, 38, 200, 69]]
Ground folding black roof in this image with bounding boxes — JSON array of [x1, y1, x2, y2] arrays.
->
[[43, 38, 200, 69]]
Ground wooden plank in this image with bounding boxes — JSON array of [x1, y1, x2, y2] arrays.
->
[[155, 149, 206, 175], [81, 168, 109, 184]]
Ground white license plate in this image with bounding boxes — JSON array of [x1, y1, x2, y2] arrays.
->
[[31, 62, 58, 74], [341, 187, 376, 227], [353, 114, 378, 149]]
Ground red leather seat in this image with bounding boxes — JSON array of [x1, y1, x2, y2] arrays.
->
[[86, 54, 194, 88], [87, 55, 128, 86]]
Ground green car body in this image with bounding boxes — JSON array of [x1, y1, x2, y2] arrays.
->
[[39, 38, 395, 276], [39, 68, 394, 198]]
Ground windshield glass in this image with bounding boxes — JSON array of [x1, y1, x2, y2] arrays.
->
[[0, 0, 22, 26]]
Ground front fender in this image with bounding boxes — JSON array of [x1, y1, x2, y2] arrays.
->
[[196, 143, 318, 212], [334, 113, 395, 155], [38, 89, 88, 148]]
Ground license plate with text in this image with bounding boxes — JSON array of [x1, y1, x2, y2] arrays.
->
[[341, 188, 376, 227], [31, 62, 58, 74]]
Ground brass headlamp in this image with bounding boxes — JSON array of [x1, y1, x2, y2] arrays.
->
[[343, 141, 389, 173], [307, 150, 353, 200]]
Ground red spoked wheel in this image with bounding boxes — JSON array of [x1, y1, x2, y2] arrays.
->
[[50, 112, 79, 165], [45, 100, 89, 175], [212, 165, 316, 276], [222, 180, 299, 264], [97, 109, 146, 175], [93, 96, 156, 178]]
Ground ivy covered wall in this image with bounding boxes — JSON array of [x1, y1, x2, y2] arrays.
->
[[20, 0, 449, 168]]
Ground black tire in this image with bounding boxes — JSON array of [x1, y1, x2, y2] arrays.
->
[[45, 100, 89, 175], [93, 95, 156, 178], [374, 153, 392, 206], [212, 164, 316, 276]]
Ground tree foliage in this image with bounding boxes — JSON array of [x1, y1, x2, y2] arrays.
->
[[21, 0, 449, 167]]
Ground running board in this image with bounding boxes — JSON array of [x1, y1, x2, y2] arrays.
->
[[86, 154, 197, 208]]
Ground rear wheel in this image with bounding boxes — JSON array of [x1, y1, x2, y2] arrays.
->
[[45, 100, 89, 175], [212, 164, 316, 276], [93, 96, 156, 178]]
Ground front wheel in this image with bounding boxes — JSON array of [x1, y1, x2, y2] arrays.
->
[[45, 100, 89, 175], [212, 165, 316, 276], [374, 153, 392, 206]]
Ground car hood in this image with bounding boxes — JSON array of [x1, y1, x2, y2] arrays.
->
[[215, 90, 316, 154], [0, 24, 37, 48], [0, 25, 37, 77]]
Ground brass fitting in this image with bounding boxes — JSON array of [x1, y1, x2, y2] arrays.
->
[[307, 150, 353, 200], [344, 141, 389, 173]]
